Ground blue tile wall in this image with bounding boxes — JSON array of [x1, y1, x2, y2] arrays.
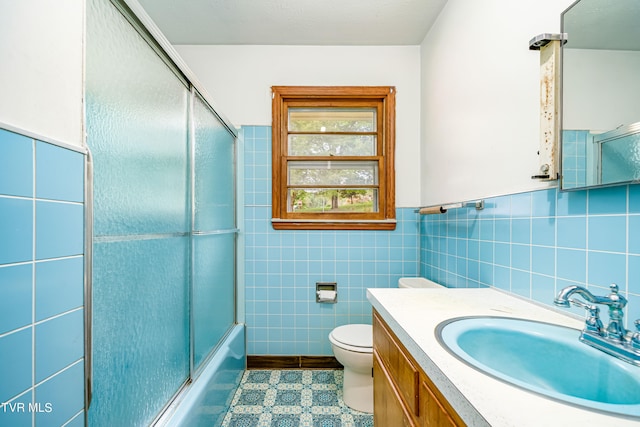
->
[[242, 126, 419, 356], [0, 128, 85, 427], [0, 129, 33, 197], [243, 124, 640, 354], [561, 130, 588, 189], [421, 185, 640, 328]]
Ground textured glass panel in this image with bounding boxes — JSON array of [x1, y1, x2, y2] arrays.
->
[[86, 0, 191, 425], [86, 0, 189, 236], [601, 133, 640, 184], [193, 233, 235, 369], [90, 237, 189, 427], [288, 134, 375, 156], [288, 161, 378, 185], [193, 94, 235, 231], [287, 188, 378, 213], [288, 108, 376, 132]]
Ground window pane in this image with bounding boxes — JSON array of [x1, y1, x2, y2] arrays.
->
[[288, 108, 376, 132], [288, 134, 376, 156], [287, 188, 378, 213], [288, 161, 378, 186]]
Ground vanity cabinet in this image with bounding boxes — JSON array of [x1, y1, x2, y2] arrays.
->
[[373, 310, 465, 427]]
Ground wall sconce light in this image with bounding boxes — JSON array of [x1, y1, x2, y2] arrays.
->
[[529, 33, 567, 181]]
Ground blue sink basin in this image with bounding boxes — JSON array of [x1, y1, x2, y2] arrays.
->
[[436, 316, 640, 417]]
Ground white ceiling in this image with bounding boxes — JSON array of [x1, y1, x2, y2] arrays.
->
[[135, 0, 448, 45]]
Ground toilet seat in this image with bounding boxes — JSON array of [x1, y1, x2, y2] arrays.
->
[[329, 324, 373, 353]]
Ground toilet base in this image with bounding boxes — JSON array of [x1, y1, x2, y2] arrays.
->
[[342, 366, 373, 413]]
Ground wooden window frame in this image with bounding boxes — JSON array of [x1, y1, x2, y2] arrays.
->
[[271, 86, 396, 230]]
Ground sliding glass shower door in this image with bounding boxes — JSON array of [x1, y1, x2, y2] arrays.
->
[[192, 93, 236, 369], [86, 1, 237, 426]]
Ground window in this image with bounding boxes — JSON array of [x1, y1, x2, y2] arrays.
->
[[271, 86, 396, 230]]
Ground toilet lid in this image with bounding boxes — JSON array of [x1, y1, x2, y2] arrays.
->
[[330, 324, 372, 348]]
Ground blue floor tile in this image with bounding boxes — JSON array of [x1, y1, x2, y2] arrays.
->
[[222, 370, 372, 427]]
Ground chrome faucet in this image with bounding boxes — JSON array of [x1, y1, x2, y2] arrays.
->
[[554, 284, 627, 339], [554, 284, 640, 366]]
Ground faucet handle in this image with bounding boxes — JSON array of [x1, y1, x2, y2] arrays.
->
[[632, 320, 640, 349], [570, 299, 604, 335], [607, 283, 628, 308]]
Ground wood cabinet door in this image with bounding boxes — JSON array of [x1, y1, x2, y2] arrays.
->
[[373, 311, 420, 416], [374, 353, 416, 427], [419, 379, 458, 427]]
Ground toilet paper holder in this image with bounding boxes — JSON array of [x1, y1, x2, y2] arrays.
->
[[316, 282, 337, 304]]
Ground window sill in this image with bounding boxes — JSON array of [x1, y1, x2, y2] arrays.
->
[[271, 218, 397, 231]]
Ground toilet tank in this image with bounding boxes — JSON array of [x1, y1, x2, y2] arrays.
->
[[398, 277, 443, 289]]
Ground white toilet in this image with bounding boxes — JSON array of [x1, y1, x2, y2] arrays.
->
[[329, 324, 373, 413], [329, 277, 444, 413], [398, 277, 443, 289]]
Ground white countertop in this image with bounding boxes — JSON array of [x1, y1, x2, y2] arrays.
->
[[367, 287, 640, 427]]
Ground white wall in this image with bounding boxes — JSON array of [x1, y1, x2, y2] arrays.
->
[[564, 49, 640, 131], [420, 0, 575, 206], [0, 0, 84, 148], [174, 45, 422, 207]]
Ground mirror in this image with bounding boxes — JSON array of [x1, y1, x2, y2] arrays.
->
[[560, 0, 640, 190]]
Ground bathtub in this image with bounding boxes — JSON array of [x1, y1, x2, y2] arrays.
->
[[156, 325, 246, 427]]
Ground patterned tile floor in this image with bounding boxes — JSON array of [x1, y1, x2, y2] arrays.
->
[[221, 370, 374, 427]]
